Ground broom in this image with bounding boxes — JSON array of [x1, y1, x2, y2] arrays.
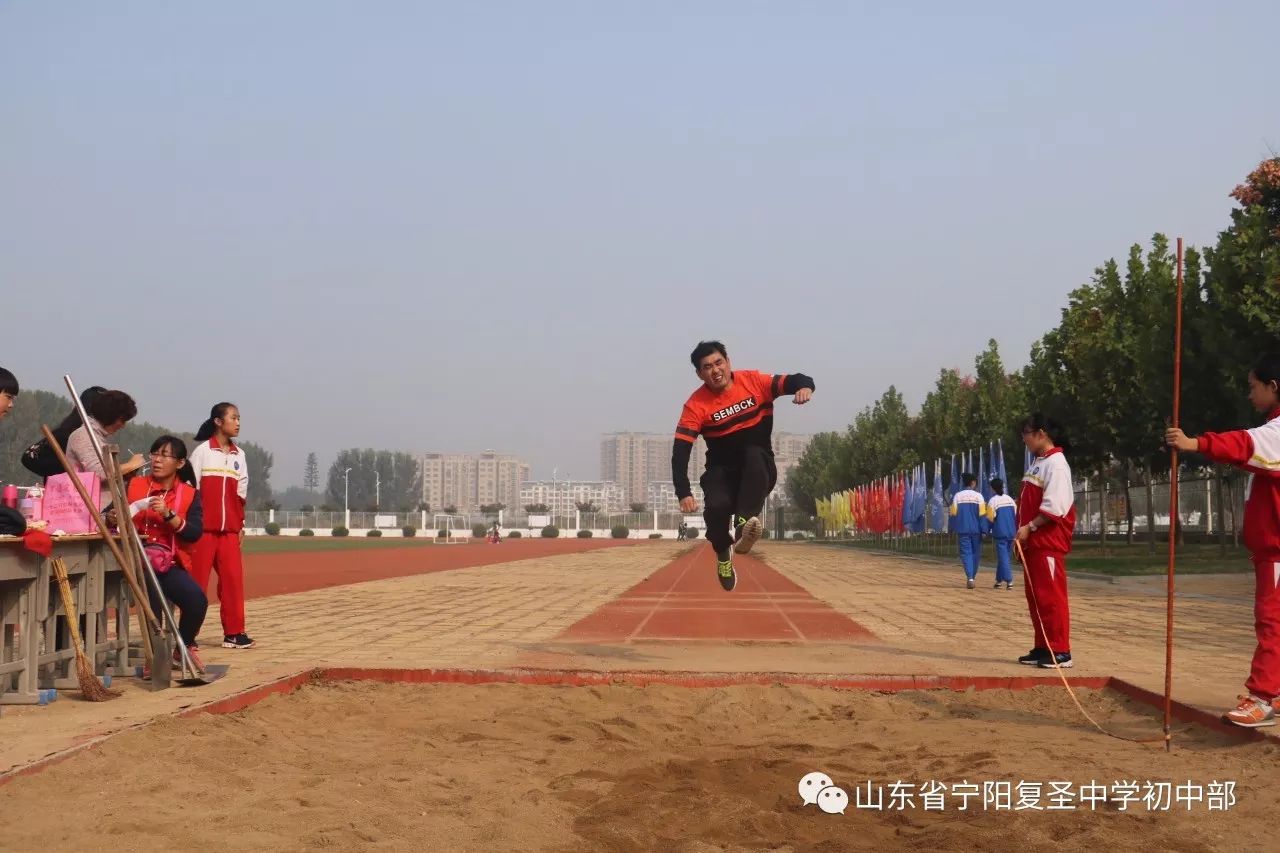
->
[[50, 556, 119, 701]]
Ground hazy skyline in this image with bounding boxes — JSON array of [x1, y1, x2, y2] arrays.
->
[[3, 2, 1276, 489]]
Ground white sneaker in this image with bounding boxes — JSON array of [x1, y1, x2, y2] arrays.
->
[[734, 517, 763, 555]]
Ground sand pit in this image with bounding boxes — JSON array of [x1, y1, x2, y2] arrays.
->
[[1, 680, 1272, 852]]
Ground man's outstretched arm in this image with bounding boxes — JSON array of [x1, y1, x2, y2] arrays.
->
[[770, 373, 815, 404]]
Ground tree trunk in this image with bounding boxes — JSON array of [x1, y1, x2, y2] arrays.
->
[[1216, 468, 1228, 557], [1123, 467, 1135, 545], [1174, 467, 1185, 547], [1231, 477, 1240, 548], [1145, 460, 1157, 555], [1099, 466, 1108, 556]]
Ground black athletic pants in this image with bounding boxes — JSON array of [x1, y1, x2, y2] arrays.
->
[[699, 445, 777, 553], [146, 565, 208, 648]]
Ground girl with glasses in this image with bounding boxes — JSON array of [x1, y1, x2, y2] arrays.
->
[[125, 435, 208, 671]]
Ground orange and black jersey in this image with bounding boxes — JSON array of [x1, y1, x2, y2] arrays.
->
[[671, 369, 815, 498]]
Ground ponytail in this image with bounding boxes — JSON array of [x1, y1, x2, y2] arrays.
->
[[195, 401, 236, 442]]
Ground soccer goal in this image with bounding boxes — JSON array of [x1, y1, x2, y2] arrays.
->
[[433, 514, 469, 544]]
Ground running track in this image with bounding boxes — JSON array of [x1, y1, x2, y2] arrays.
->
[[560, 544, 876, 642], [209, 539, 632, 602]]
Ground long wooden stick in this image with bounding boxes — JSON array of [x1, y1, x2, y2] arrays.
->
[[41, 425, 159, 636], [1165, 237, 1185, 752], [100, 447, 159, 665]]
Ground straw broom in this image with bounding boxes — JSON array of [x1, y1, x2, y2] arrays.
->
[[50, 556, 119, 701]]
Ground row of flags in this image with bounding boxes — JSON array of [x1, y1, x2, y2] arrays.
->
[[815, 440, 1013, 534]]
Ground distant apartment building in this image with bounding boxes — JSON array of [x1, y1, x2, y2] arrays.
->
[[771, 432, 814, 506], [646, 481, 705, 514], [520, 480, 625, 516], [419, 450, 530, 513], [602, 431, 812, 507], [601, 433, 706, 506]]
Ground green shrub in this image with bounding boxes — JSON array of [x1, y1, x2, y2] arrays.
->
[[541, 525, 559, 538], [367, 529, 383, 537], [507, 530, 522, 539], [648, 532, 663, 539], [472, 523, 489, 538], [437, 529, 448, 538], [332, 526, 349, 538], [299, 528, 315, 537], [402, 526, 416, 538], [610, 525, 629, 539], [264, 521, 281, 536], [791, 531, 808, 540], [577, 529, 593, 538]]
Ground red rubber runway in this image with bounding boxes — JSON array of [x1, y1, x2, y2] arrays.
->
[[560, 544, 876, 642], [204, 539, 632, 603]]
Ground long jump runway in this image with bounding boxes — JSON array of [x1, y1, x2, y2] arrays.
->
[[559, 544, 876, 642]]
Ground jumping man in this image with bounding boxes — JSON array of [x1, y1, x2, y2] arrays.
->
[[671, 341, 814, 591]]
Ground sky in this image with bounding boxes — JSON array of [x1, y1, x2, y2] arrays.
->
[[2, 1, 1276, 489]]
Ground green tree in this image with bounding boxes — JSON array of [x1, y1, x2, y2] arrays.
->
[[326, 448, 422, 512], [303, 452, 320, 492], [786, 431, 850, 513]]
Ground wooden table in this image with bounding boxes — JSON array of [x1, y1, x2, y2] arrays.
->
[[0, 533, 133, 704]]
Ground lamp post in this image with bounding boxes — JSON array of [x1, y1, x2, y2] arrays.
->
[[375, 470, 381, 513], [344, 467, 352, 529]]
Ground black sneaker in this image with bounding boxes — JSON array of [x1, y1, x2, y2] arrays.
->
[[1039, 652, 1073, 669], [1018, 648, 1049, 666], [715, 547, 736, 592], [222, 633, 256, 649]]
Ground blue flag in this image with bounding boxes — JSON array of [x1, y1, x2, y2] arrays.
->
[[931, 458, 946, 532], [997, 439, 1008, 486], [948, 453, 958, 504], [911, 464, 927, 533], [980, 446, 994, 502]]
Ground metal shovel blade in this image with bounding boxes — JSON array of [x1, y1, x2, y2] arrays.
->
[[176, 664, 230, 686]]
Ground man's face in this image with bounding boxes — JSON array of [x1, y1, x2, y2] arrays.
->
[[0, 391, 14, 420], [696, 352, 732, 392]]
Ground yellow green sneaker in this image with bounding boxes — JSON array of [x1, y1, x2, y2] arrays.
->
[[715, 547, 736, 592]]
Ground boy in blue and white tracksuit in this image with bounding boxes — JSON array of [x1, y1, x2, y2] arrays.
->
[[949, 474, 986, 589], [985, 477, 1018, 590]]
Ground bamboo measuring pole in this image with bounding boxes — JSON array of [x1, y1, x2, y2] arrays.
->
[[1164, 237, 1185, 752]]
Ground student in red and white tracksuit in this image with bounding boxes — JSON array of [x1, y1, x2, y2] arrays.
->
[[1166, 353, 1280, 727], [189, 402, 255, 649], [1015, 413, 1077, 669]]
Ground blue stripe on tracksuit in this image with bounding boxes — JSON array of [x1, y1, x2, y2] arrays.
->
[[950, 490, 986, 580]]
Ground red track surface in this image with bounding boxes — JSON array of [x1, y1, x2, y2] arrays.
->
[[201, 539, 631, 603], [560, 544, 876, 642]]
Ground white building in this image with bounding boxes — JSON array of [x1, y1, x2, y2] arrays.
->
[[520, 480, 625, 516], [420, 450, 530, 513], [646, 481, 705, 514]]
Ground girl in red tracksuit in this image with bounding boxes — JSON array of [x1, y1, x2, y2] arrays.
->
[[1166, 352, 1280, 728], [189, 402, 254, 649], [1015, 413, 1077, 670]]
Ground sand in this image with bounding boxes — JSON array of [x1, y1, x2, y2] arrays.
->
[[0, 681, 1273, 852]]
